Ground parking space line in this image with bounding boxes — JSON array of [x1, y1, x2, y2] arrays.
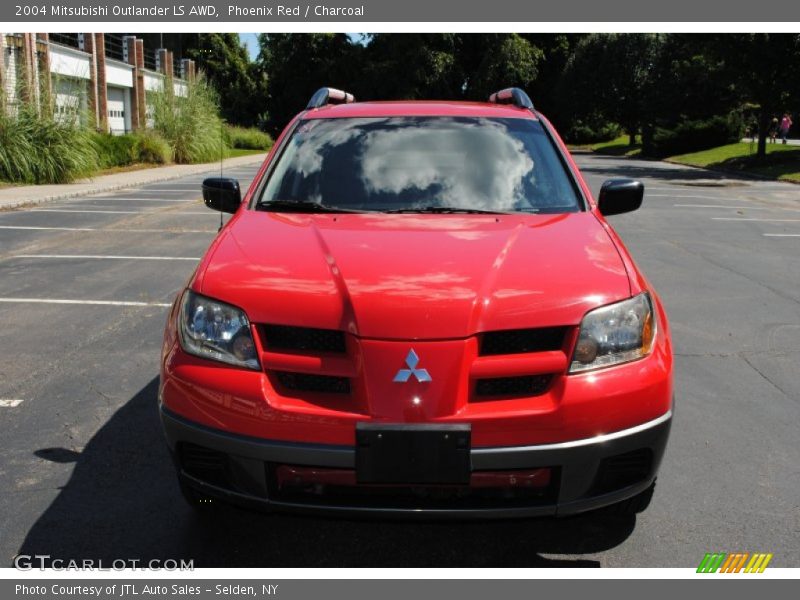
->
[[712, 218, 800, 222], [0, 225, 95, 232], [109, 192, 198, 197], [0, 399, 24, 408], [77, 198, 200, 203], [0, 226, 215, 233], [673, 204, 771, 210], [650, 194, 744, 200], [764, 234, 800, 237], [106, 227, 215, 233], [98, 189, 198, 195], [125, 188, 201, 192], [21, 204, 195, 212], [13, 254, 200, 261], [28, 209, 143, 214], [0, 298, 172, 307], [645, 186, 737, 192], [21, 208, 214, 215]]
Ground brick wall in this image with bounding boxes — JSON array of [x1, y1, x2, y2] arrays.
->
[[3, 33, 188, 132], [93, 33, 108, 133]]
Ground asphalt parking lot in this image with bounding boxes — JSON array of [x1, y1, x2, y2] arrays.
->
[[1, 153, 798, 568]]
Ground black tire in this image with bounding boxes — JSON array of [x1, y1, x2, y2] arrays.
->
[[604, 481, 655, 516], [179, 480, 219, 513]]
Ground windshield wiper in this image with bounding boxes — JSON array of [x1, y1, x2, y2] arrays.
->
[[382, 206, 510, 214], [256, 199, 368, 214]]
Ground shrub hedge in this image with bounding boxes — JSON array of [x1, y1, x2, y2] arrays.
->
[[92, 131, 173, 168], [646, 113, 744, 157], [225, 125, 273, 150], [563, 117, 622, 145], [0, 105, 97, 184]]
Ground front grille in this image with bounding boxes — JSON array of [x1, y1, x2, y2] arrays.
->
[[178, 442, 231, 489], [274, 371, 351, 394], [591, 449, 653, 494], [474, 375, 552, 398], [480, 327, 567, 356], [262, 325, 346, 353]]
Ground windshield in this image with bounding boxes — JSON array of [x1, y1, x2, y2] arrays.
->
[[257, 117, 582, 214]]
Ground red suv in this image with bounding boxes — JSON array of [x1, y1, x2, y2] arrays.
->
[[160, 87, 673, 518]]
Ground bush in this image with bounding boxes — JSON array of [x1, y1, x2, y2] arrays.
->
[[131, 130, 172, 164], [646, 113, 744, 157], [92, 131, 172, 168], [563, 118, 622, 145], [93, 133, 137, 168], [224, 125, 273, 150], [0, 104, 97, 184], [152, 73, 226, 164]]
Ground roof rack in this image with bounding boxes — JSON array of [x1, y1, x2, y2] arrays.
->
[[488, 87, 534, 110], [306, 87, 356, 109]]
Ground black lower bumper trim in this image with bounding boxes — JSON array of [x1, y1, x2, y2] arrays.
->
[[161, 406, 671, 518]]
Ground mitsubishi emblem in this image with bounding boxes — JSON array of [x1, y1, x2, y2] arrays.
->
[[393, 349, 432, 383]]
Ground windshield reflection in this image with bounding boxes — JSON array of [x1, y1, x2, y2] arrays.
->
[[260, 117, 580, 214], [359, 119, 534, 211]]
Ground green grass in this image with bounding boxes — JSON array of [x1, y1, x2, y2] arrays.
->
[[590, 135, 642, 156], [668, 142, 800, 182], [225, 147, 267, 158], [578, 134, 799, 183]]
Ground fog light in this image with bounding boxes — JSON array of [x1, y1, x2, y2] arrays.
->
[[574, 336, 598, 364], [232, 334, 256, 362]]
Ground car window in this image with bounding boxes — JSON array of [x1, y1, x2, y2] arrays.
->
[[258, 117, 582, 213]]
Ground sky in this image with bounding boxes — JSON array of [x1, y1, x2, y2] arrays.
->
[[239, 33, 260, 60], [238, 33, 367, 61]]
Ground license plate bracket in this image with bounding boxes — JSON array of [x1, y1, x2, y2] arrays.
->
[[355, 423, 471, 484]]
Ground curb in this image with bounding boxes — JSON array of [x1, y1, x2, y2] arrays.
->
[[661, 157, 800, 185], [581, 149, 799, 186], [0, 154, 267, 211]]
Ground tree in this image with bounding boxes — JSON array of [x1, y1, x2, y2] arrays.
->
[[460, 34, 543, 101], [184, 34, 267, 128], [256, 34, 545, 131], [257, 34, 362, 133], [362, 34, 461, 100], [523, 34, 586, 122], [708, 34, 800, 157], [558, 34, 662, 146], [645, 35, 738, 125], [360, 34, 542, 102]]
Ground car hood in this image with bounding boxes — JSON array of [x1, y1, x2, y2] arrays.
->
[[198, 211, 631, 339]]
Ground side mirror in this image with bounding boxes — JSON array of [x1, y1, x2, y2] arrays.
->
[[202, 178, 241, 214], [597, 179, 644, 216]]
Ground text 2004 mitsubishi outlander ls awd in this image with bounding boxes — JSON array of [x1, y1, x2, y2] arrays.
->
[[159, 87, 673, 518]]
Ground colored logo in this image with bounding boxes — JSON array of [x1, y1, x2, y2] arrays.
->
[[697, 552, 773, 573], [393, 349, 432, 383]]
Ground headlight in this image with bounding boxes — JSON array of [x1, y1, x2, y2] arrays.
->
[[569, 293, 655, 373], [178, 290, 260, 370]]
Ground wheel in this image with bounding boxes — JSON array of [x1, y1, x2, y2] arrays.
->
[[604, 481, 655, 516], [179, 480, 219, 513]]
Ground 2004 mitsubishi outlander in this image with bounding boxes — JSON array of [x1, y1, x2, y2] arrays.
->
[[159, 87, 673, 518]]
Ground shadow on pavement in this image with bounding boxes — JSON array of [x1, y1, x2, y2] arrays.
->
[[17, 378, 636, 567], [578, 161, 757, 183]]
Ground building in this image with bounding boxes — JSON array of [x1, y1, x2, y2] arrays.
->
[[1, 33, 195, 135]]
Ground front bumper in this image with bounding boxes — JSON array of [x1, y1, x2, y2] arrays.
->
[[161, 406, 671, 518]]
